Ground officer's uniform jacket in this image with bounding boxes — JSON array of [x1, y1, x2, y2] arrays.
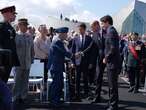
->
[[15, 32, 34, 69], [0, 22, 20, 66], [48, 36, 72, 72]]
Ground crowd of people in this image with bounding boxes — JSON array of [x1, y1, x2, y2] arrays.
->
[[0, 5, 146, 110]]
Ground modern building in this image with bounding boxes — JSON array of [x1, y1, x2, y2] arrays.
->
[[113, 0, 146, 35]]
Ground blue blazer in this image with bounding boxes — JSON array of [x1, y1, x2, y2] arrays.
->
[[71, 35, 92, 65], [48, 38, 72, 72], [104, 26, 121, 70]]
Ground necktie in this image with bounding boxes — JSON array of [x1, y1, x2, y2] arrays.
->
[[81, 35, 84, 50]]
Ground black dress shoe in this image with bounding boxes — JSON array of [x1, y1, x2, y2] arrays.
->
[[19, 98, 29, 104], [49, 103, 61, 108], [128, 87, 134, 92], [106, 106, 118, 110], [74, 97, 82, 102], [13, 98, 20, 104], [14, 98, 24, 104], [91, 98, 101, 104], [49, 102, 69, 108], [133, 89, 139, 93], [83, 93, 89, 99], [107, 107, 113, 110]]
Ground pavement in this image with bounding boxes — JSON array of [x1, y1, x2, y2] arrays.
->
[[13, 76, 146, 110]]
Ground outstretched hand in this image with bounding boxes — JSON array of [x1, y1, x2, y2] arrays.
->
[[75, 52, 82, 59], [103, 58, 107, 64]]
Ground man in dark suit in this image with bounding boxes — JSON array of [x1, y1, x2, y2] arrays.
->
[[127, 33, 144, 93], [90, 21, 107, 103], [100, 15, 121, 110], [0, 6, 20, 83], [71, 23, 92, 100], [88, 21, 100, 86], [48, 27, 80, 107]]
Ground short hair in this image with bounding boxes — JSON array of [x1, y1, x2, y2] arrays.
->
[[100, 15, 113, 25], [132, 32, 139, 36], [91, 20, 99, 26], [49, 27, 54, 31], [79, 23, 86, 30], [38, 24, 46, 32]]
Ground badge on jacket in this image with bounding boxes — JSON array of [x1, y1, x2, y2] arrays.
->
[[135, 45, 141, 50], [8, 29, 13, 39]]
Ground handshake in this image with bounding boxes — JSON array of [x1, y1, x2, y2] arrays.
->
[[74, 51, 84, 59]]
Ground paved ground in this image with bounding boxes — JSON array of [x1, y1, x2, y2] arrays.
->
[[13, 77, 146, 110]]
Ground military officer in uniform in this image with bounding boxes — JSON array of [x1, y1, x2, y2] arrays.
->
[[13, 18, 34, 102], [0, 5, 20, 83], [100, 15, 121, 110], [127, 33, 144, 93], [48, 27, 79, 107], [0, 5, 19, 110]]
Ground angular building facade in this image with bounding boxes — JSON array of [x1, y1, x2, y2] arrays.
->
[[113, 0, 146, 35]]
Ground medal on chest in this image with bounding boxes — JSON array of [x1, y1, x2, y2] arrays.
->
[[135, 45, 141, 50]]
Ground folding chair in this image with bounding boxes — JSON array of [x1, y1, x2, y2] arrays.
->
[[29, 59, 44, 101]]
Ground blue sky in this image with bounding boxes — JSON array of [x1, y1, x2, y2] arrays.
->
[[0, 0, 146, 25], [77, 0, 133, 17]]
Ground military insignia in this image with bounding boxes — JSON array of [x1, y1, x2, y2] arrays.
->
[[135, 45, 141, 50], [8, 29, 12, 34], [8, 29, 14, 39]]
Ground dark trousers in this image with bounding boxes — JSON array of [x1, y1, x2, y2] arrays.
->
[[75, 64, 89, 97], [88, 66, 96, 85], [128, 67, 140, 90], [140, 63, 146, 84], [107, 68, 119, 109], [0, 66, 12, 83], [95, 62, 106, 99], [0, 80, 12, 110], [40, 59, 48, 83], [49, 70, 64, 104]]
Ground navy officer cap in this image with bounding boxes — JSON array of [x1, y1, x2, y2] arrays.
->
[[0, 5, 17, 14], [55, 27, 69, 33]]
